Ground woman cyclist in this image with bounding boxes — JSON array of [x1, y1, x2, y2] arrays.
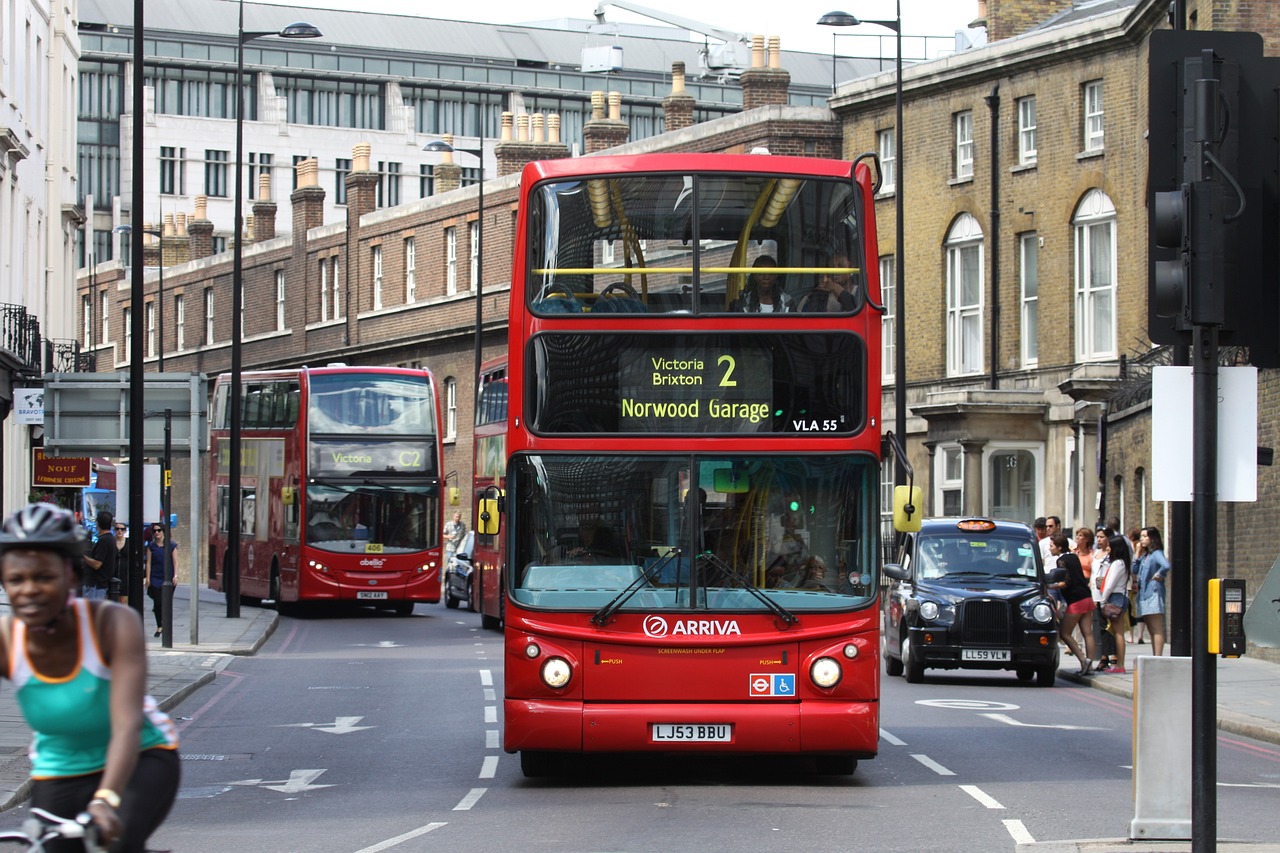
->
[[0, 503, 179, 851]]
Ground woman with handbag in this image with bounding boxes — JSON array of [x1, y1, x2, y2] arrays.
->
[[1099, 534, 1132, 674]]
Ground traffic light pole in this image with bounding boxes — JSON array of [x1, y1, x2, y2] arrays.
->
[[1190, 323, 1218, 853]]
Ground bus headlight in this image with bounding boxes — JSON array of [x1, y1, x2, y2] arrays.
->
[[1032, 602, 1055, 624], [540, 657, 572, 689], [919, 600, 940, 621], [810, 656, 842, 689]]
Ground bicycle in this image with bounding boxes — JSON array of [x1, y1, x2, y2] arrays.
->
[[0, 807, 102, 852]]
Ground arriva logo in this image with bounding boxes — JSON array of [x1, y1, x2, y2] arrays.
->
[[358, 558, 386, 567], [642, 615, 742, 638]]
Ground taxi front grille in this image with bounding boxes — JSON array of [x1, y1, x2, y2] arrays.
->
[[960, 599, 1011, 645]]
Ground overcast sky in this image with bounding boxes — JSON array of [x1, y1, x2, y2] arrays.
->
[[264, 0, 982, 58]]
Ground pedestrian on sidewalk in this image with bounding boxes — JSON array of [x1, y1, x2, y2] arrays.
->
[[1099, 534, 1132, 674], [1127, 527, 1146, 644], [1091, 526, 1115, 669], [1051, 535, 1097, 675], [1133, 526, 1171, 657], [81, 510, 116, 601], [144, 523, 177, 638], [111, 520, 130, 604], [0, 503, 180, 851]]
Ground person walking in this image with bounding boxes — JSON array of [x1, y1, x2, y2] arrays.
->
[[81, 510, 116, 601], [1134, 526, 1171, 657], [112, 520, 130, 604], [1099, 533, 1132, 674], [1051, 534, 1097, 674], [0, 503, 180, 851], [144, 523, 177, 638], [1091, 527, 1115, 669], [444, 511, 466, 563]]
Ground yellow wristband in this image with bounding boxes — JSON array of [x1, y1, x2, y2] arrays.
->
[[92, 788, 121, 809]]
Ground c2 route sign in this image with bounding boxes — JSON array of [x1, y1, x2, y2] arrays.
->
[[748, 673, 795, 697]]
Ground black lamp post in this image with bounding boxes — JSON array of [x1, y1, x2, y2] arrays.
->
[[227, 0, 321, 617], [424, 101, 487, 402], [819, 6, 906, 493]]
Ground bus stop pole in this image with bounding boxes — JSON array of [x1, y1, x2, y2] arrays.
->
[[162, 408, 174, 648]]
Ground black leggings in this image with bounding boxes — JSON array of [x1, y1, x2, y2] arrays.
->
[[30, 747, 181, 853], [146, 586, 163, 629]]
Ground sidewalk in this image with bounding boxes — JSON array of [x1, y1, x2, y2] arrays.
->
[[0, 586, 277, 811]]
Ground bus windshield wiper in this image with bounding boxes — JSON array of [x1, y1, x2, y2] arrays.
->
[[591, 550, 680, 627], [697, 551, 798, 625]]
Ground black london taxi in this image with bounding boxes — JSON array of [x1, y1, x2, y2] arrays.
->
[[882, 517, 1060, 686]]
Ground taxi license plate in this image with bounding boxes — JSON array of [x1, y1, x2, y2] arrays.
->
[[962, 649, 1010, 662], [651, 723, 732, 743], [357, 591, 388, 600]]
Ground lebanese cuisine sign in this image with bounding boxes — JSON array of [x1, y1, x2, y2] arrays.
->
[[33, 449, 91, 487]]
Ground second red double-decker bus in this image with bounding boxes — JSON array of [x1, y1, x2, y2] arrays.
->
[[470, 357, 508, 629], [482, 152, 886, 776], [209, 365, 444, 613]]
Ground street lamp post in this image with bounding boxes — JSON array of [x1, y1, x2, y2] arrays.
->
[[424, 99, 487, 399], [819, 6, 905, 494], [227, 0, 321, 617]]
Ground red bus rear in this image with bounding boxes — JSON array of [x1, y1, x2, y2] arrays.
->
[[208, 365, 445, 613], [483, 152, 886, 776]]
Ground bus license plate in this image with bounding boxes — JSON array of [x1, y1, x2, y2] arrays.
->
[[962, 649, 1010, 661], [357, 591, 388, 600], [651, 723, 731, 743]]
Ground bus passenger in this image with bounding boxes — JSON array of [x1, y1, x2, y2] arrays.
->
[[733, 255, 794, 313], [802, 253, 856, 312]]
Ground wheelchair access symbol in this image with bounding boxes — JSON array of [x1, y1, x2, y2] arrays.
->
[[749, 673, 795, 697]]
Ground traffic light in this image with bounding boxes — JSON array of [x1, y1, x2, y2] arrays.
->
[[1147, 30, 1280, 366]]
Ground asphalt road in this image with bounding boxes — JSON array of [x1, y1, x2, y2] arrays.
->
[[134, 605, 1280, 852]]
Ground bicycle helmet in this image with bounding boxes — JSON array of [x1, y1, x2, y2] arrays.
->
[[0, 503, 89, 559]]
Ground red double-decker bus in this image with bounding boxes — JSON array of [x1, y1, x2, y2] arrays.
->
[[470, 357, 508, 629], [208, 365, 444, 613], [482, 152, 887, 776]]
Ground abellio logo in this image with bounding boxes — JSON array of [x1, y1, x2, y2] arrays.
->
[[643, 616, 742, 638]]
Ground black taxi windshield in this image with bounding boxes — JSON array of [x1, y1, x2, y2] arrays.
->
[[508, 454, 879, 612], [913, 530, 1041, 582], [525, 173, 867, 316]]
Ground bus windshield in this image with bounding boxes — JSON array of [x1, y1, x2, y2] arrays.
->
[[306, 484, 438, 554], [525, 172, 867, 315], [308, 372, 437, 436], [508, 454, 879, 612]]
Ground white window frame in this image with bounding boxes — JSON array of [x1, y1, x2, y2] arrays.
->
[[101, 292, 110, 343], [880, 255, 895, 382], [446, 227, 458, 295], [955, 111, 974, 179], [1017, 96, 1037, 165], [878, 128, 896, 193], [122, 307, 131, 363], [332, 257, 342, 320], [275, 270, 286, 330], [319, 259, 329, 322], [204, 287, 215, 344], [1083, 80, 1104, 151], [1073, 189, 1117, 362], [82, 295, 91, 348], [405, 237, 416, 303], [146, 302, 155, 358], [175, 294, 185, 351], [445, 377, 458, 441], [469, 221, 479, 293], [935, 443, 964, 517], [945, 213, 984, 377], [1020, 233, 1038, 368], [372, 246, 383, 310], [599, 239, 615, 266]]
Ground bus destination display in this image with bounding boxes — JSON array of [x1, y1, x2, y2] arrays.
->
[[618, 344, 772, 432], [310, 439, 437, 477]]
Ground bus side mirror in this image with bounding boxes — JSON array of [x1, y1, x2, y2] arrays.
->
[[893, 485, 923, 533], [477, 497, 501, 536]]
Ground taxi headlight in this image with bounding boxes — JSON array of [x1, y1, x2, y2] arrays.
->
[[810, 656, 842, 689], [540, 657, 572, 689], [1032, 602, 1055, 624], [919, 600, 940, 621]]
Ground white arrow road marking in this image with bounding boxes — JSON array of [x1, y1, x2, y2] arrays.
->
[[352, 822, 447, 853], [278, 716, 374, 734], [230, 769, 333, 794], [980, 713, 1105, 731], [960, 784, 1005, 809]]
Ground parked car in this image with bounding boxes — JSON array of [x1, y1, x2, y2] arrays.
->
[[443, 530, 476, 610], [882, 517, 1059, 686]]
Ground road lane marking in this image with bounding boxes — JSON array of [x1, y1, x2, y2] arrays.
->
[[1003, 819, 1035, 844], [352, 822, 446, 852], [485, 706, 497, 723], [453, 788, 486, 810], [980, 712, 1104, 731], [278, 716, 373, 734], [480, 756, 498, 778], [916, 699, 1020, 711], [486, 730, 499, 749], [480, 669, 493, 685], [960, 784, 1005, 809], [879, 729, 906, 746], [910, 754, 955, 776], [484, 688, 496, 701]]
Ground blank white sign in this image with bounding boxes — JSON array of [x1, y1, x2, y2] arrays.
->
[[1151, 366, 1257, 502]]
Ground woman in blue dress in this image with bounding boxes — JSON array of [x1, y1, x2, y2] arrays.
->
[[1134, 526, 1171, 657]]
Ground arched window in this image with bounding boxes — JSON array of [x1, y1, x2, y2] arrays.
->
[[945, 214, 984, 376], [1073, 189, 1117, 361]]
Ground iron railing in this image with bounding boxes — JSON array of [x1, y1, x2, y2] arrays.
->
[[0, 303, 42, 377]]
